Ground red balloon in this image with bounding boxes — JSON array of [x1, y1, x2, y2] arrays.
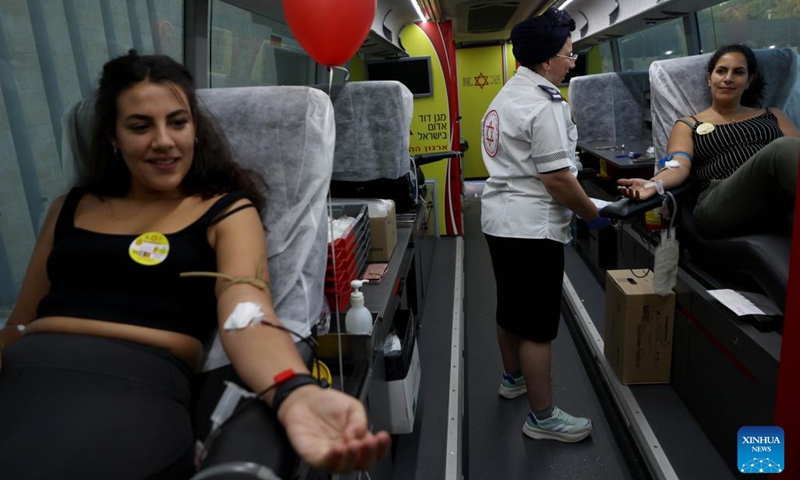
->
[[283, 0, 376, 67]]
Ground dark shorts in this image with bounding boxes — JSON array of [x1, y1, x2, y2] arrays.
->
[[484, 234, 565, 342], [0, 333, 195, 479]]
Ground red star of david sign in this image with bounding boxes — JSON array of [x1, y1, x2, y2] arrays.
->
[[474, 72, 489, 89]]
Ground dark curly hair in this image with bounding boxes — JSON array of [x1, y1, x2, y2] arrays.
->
[[83, 49, 266, 213], [707, 44, 766, 108]]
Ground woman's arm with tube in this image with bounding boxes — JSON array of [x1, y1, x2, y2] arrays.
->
[[210, 198, 390, 473], [617, 120, 694, 201]]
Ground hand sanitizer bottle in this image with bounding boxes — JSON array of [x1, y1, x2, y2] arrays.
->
[[345, 280, 372, 334]]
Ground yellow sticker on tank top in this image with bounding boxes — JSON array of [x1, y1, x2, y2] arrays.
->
[[696, 122, 715, 135], [129, 232, 170, 266]]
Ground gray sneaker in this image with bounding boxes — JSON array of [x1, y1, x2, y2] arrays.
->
[[498, 372, 527, 399], [522, 406, 593, 442]]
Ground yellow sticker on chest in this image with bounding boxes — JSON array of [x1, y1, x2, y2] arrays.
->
[[129, 232, 170, 266], [697, 122, 715, 135]]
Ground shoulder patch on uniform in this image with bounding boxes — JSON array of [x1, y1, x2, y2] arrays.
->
[[538, 84, 563, 101]]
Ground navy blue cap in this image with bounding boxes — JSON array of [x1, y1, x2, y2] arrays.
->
[[511, 8, 576, 69]]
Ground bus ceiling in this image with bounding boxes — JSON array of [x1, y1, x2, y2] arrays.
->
[[358, 0, 551, 56], [222, 0, 551, 57], [559, 0, 731, 51], [371, 0, 726, 56], [222, 0, 728, 58]]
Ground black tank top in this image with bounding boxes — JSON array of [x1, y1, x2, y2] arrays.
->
[[36, 188, 254, 341]]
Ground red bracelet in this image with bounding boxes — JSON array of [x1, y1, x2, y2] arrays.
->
[[271, 369, 322, 413], [273, 368, 297, 385]]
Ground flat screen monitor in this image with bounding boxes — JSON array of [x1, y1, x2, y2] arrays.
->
[[365, 56, 433, 98]]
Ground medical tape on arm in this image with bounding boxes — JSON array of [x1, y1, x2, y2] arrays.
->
[[222, 302, 265, 331], [656, 151, 691, 173], [642, 179, 665, 195]]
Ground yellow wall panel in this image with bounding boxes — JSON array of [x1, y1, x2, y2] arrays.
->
[[456, 45, 505, 179], [400, 23, 455, 234]]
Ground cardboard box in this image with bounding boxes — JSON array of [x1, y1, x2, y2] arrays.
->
[[383, 340, 421, 434], [604, 269, 675, 384], [366, 200, 397, 262]]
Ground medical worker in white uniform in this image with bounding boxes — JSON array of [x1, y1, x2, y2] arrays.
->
[[480, 7, 612, 443]]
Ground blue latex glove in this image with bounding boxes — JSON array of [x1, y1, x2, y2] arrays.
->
[[585, 215, 613, 230]]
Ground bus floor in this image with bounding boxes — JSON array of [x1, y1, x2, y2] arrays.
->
[[389, 195, 739, 480], [459, 197, 632, 480]]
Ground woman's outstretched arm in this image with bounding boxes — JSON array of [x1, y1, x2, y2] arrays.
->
[[210, 198, 391, 473], [617, 120, 694, 201]]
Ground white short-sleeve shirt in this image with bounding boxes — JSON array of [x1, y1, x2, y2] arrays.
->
[[480, 67, 578, 243]]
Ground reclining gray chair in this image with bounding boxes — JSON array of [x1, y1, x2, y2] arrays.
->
[[602, 47, 800, 325], [61, 85, 335, 478], [568, 70, 651, 146], [568, 70, 652, 270], [316, 79, 462, 214], [192, 86, 334, 478], [313, 80, 420, 212]]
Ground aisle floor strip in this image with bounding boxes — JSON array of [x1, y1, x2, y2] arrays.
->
[[445, 237, 465, 480], [563, 273, 678, 480]]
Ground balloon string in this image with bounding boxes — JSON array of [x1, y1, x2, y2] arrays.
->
[[326, 66, 351, 93], [333, 66, 350, 82]]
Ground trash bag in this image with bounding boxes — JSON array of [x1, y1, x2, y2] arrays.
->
[[653, 192, 679, 296], [653, 227, 679, 296]]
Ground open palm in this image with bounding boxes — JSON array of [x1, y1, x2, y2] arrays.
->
[[279, 386, 391, 473], [617, 178, 658, 201]]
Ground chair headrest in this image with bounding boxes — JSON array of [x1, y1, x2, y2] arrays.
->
[[568, 70, 650, 145], [198, 87, 335, 369], [314, 80, 413, 181]]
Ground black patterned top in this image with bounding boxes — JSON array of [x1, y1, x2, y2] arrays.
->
[[680, 109, 784, 192]]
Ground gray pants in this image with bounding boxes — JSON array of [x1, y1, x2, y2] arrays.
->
[[694, 136, 800, 237]]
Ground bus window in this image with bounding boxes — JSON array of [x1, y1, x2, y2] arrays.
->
[[0, 0, 183, 311], [617, 18, 687, 72], [697, 0, 800, 53], [599, 42, 614, 73], [210, 0, 316, 88]]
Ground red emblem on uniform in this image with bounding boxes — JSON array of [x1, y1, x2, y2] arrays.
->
[[483, 110, 500, 158]]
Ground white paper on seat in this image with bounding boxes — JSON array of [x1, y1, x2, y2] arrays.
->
[[590, 198, 611, 210], [707, 289, 765, 316]]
